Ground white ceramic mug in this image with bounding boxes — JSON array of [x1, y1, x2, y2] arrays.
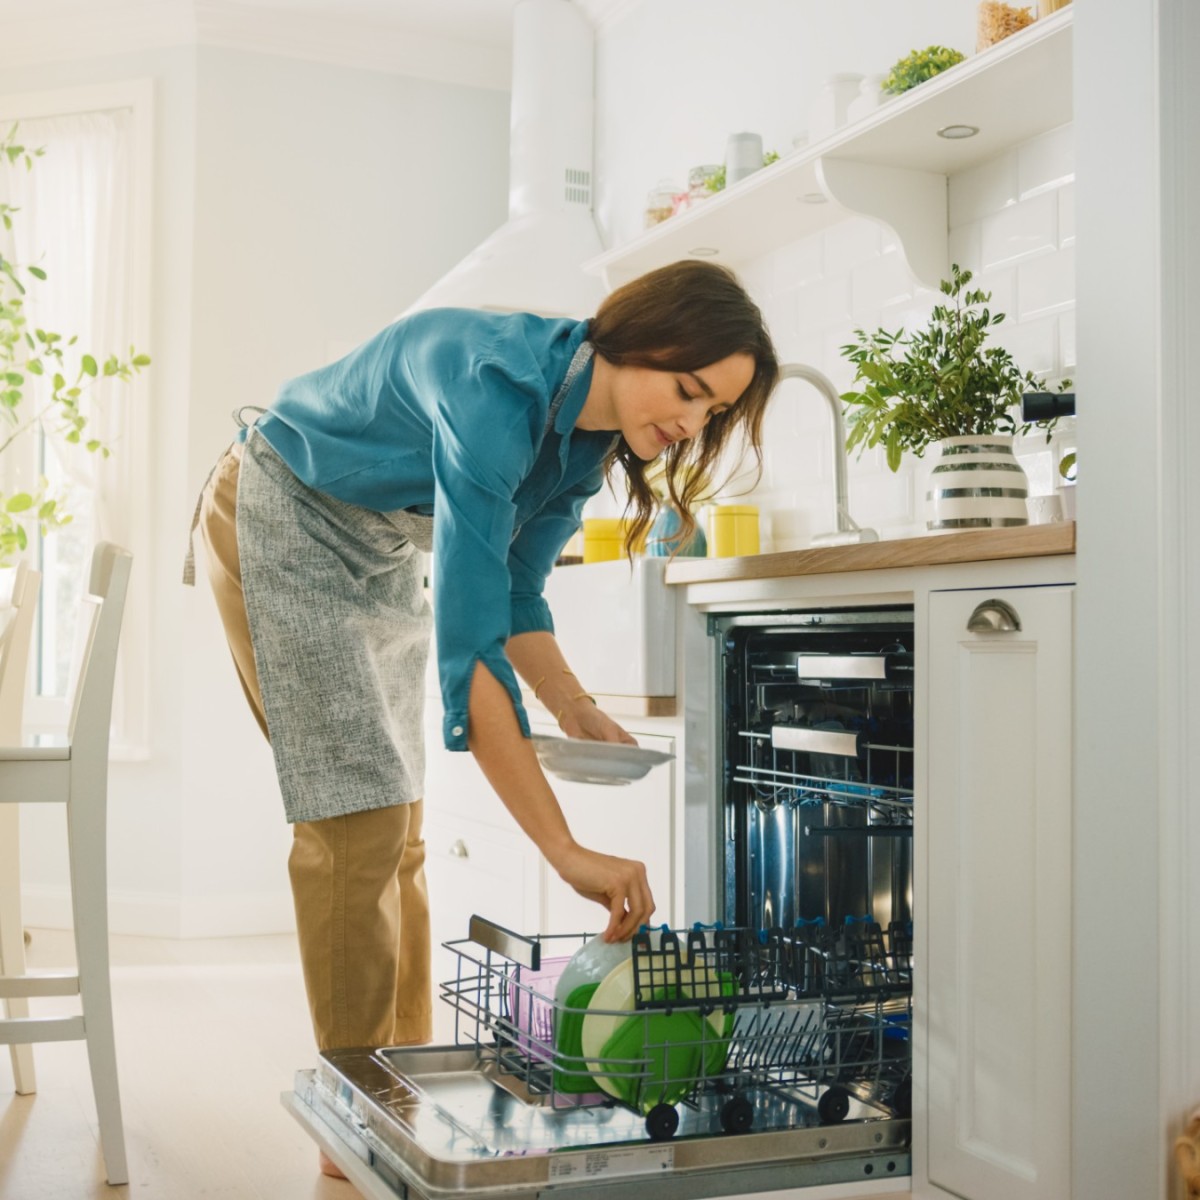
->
[[1026, 494, 1064, 525]]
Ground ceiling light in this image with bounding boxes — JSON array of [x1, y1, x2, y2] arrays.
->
[[801, 193, 828, 205], [937, 124, 980, 140], [689, 247, 719, 257]]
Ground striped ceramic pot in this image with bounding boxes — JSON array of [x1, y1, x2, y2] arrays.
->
[[926, 435, 1029, 532]]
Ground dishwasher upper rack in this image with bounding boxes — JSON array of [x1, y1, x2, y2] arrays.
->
[[439, 916, 913, 1141], [733, 728, 915, 813]]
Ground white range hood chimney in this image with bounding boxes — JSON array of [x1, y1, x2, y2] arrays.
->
[[403, 0, 607, 319]]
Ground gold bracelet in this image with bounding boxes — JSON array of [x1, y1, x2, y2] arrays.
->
[[572, 691, 597, 705], [532, 675, 547, 700]]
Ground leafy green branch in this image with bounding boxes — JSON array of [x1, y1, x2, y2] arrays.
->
[[0, 123, 150, 563]]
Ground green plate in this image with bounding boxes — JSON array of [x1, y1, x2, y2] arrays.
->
[[553, 982, 601, 1094], [596, 1000, 706, 1114]]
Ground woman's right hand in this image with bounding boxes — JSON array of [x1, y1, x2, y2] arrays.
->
[[550, 842, 655, 942]]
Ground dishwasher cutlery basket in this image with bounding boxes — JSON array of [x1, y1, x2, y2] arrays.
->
[[441, 915, 913, 1141]]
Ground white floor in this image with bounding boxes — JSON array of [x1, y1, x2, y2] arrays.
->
[[0, 927, 457, 1200]]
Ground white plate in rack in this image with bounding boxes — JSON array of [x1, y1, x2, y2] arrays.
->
[[531, 736, 675, 786]]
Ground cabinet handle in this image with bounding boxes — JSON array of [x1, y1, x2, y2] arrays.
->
[[966, 598, 1022, 633], [449, 838, 469, 859]]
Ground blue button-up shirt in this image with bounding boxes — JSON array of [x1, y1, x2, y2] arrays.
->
[[250, 308, 614, 750]]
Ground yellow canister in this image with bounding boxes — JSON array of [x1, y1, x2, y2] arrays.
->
[[582, 518, 646, 562], [707, 504, 760, 558], [582, 518, 622, 563]]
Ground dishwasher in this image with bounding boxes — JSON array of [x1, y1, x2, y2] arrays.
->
[[284, 605, 915, 1200]]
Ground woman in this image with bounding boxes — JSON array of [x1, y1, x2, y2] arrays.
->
[[189, 258, 778, 1098]]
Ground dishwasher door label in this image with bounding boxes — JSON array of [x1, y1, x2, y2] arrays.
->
[[548, 1144, 674, 1181]]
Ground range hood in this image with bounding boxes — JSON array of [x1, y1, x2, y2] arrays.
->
[[403, 0, 607, 319]]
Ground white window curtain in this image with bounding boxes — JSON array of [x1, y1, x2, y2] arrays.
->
[[0, 104, 146, 748]]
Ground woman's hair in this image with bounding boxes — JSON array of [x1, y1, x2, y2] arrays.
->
[[587, 260, 779, 556]]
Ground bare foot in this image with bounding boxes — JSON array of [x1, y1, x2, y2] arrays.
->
[[318, 1149, 348, 1180]]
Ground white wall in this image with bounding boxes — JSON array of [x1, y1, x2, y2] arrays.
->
[[591, 1, 1075, 550], [12, 40, 509, 936]]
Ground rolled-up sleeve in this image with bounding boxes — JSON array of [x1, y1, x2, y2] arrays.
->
[[431, 357, 543, 751], [507, 467, 604, 638]]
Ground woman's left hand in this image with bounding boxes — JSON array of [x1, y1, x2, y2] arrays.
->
[[558, 696, 637, 744]]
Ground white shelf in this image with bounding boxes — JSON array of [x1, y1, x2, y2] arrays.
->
[[585, 9, 1073, 291]]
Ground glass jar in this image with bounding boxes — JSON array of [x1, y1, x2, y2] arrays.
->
[[643, 180, 679, 229], [687, 164, 723, 203]]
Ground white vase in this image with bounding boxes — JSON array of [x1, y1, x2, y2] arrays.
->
[[926, 434, 1029, 532]]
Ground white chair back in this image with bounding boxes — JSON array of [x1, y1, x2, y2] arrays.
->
[[0, 560, 42, 742]]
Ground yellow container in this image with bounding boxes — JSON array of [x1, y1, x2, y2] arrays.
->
[[707, 504, 760, 558], [582, 518, 646, 562]]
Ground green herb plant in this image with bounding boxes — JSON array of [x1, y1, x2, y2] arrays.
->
[[881, 45, 966, 95], [840, 264, 1071, 472], [705, 150, 781, 194], [0, 124, 150, 565]]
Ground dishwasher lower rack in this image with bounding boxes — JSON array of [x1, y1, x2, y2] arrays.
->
[[441, 916, 912, 1141]]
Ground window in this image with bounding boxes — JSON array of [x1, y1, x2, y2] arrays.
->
[[0, 82, 152, 754]]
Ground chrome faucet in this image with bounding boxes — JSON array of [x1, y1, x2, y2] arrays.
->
[[776, 363, 879, 547]]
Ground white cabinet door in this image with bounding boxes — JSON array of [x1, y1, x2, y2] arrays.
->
[[533, 723, 676, 937], [423, 808, 539, 1004], [926, 586, 1072, 1200]]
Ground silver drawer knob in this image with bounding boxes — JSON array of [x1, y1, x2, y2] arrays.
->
[[966, 598, 1022, 633], [449, 838, 469, 859]]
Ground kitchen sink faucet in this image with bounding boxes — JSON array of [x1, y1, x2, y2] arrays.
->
[[776, 363, 879, 547]]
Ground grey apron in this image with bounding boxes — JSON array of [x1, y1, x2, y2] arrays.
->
[[236, 429, 434, 823], [198, 341, 593, 824]]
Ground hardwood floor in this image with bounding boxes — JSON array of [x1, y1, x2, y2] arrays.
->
[[0, 927, 456, 1200]]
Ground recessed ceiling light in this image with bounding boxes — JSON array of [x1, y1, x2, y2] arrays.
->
[[688, 247, 719, 257], [937, 124, 980, 139], [800, 192, 828, 205]]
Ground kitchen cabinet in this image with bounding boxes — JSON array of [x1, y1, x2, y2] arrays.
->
[[586, 11, 1072, 292], [420, 705, 540, 990], [531, 720, 676, 935], [924, 584, 1073, 1200]]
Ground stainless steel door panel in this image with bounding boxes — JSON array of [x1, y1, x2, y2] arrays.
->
[[288, 1046, 910, 1200]]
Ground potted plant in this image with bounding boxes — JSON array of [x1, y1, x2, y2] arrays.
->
[[0, 124, 149, 566], [881, 45, 966, 95], [839, 264, 1070, 531]]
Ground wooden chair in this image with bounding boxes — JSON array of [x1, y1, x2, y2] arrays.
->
[[0, 543, 132, 1186], [0, 559, 42, 1095]]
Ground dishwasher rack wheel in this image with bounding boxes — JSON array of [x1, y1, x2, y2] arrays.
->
[[817, 1085, 851, 1124], [645, 1103, 681, 1141], [720, 1094, 755, 1134]]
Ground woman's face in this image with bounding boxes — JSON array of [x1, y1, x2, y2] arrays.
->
[[607, 352, 756, 461]]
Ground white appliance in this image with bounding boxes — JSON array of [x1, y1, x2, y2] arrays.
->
[[404, 0, 607, 318]]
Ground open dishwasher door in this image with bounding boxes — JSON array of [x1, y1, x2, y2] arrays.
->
[[283, 917, 911, 1200]]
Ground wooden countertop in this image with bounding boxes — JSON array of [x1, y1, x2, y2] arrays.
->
[[663, 522, 1075, 585]]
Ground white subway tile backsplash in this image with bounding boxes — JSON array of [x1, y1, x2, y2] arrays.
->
[[948, 150, 1019, 227], [852, 250, 913, 313], [995, 313, 1058, 378], [948, 221, 981, 276], [971, 266, 1018, 324], [769, 236, 824, 293], [1018, 123, 1075, 199], [980, 191, 1058, 268], [823, 217, 882, 276], [796, 274, 852, 333], [1018, 246, 1075, 319], [851, 468, 916, 531], [1058, 182, 1075, 247]]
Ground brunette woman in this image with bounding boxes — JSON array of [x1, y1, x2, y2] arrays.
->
[[188, 259, 778, 1115]]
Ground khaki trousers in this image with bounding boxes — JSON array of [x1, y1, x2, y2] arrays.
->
[[198, 443, 432, 1050]]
